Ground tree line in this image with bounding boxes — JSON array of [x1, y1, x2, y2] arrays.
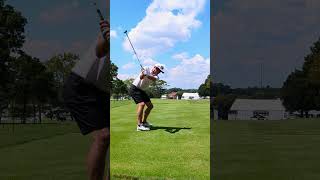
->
[[0, 1, 117, 123], [111, 74, 211, 100], [281, 38, 320, 117], [212, 38, 320, 119]]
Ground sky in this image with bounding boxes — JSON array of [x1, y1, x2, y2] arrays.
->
[[110, 0, 210, 89], [213, 0, 320, 88], [6, 0, 320, 89], [6, 0, 107, 61]]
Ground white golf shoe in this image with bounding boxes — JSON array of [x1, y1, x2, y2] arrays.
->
[[143, 121, 153, 127], [137, 124, 150, 131]]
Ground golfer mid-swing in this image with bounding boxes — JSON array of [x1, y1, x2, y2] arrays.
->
[[129, 64, 165, 131], [63, 20, 110, 180]]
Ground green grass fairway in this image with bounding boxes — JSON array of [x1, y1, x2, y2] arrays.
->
[[214, 119, 320, 180], [110, 99, 210, 179], [0, 123, 95, 180]]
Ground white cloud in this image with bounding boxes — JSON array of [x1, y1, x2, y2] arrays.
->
[[122, 0, 205, 60], [110, 30, 118, 38], [122, 62, 135, 70], [165, 53, 209, 88], [117, 73, 136, 80], [142, 57, 159, 66], [172, 52, 189, 60]]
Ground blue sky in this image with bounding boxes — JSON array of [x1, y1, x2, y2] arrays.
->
[[5, 0, 209, 89], [110, 0, 210, 89]]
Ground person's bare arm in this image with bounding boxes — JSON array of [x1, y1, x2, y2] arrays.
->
[[96, 20, 109, 58], [146, 75, 157, 81], [139, 71, 145, 80]]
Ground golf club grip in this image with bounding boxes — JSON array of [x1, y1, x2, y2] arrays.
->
[[97, 9, 104, 21]]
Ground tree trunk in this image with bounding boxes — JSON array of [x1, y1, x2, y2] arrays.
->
[[50, 108, 53, 121], [22, 101, 26, 124], [300, 110, 304, 118], [11, 101, 15, 125], [38, 104, 42, 124], [305, 111, 309, 119], [33, 103, 36, 124], [0, 108, 2, 124]]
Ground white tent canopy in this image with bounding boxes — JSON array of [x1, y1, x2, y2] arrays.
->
[[181, 93, 200, 100], [228, 99, 286, 120]]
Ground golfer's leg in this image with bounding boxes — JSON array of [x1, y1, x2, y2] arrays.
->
[[87, 128, 110, 180], [137, 102, 145, 125], [105, 147, 110, 180], [142, 102, 153, 123]]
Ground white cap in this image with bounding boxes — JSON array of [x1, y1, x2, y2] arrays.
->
[[154, 63, 165, 73]]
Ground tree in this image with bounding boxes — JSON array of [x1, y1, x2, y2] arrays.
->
[[281, 37, 320, 117], [110, 62, 118, 91], [211, 82, 232, 96], [112, 78, 128, 100], [198, 75, 211, 97], [166, 88, 183, 94], [281, 69, 316, 118], [303, 39, 320, 110], [10, 52, 54, 123], [46, 53, 79, 103], [0, 0, 27, 122], [46, 53, 79, 86], [145, 80, 168, 98], [123, 78, 134, 89], [213, 94, 236, 120]]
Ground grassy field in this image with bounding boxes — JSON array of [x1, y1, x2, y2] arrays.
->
[[0, 122, 95, 180], [0, 99, 209, 180], [3, 100, 320, 179], [213, 119, 320, 180], [110, 99, 210, 179]]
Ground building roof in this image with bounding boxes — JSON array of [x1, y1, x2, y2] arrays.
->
[[230, 99, 285, 111], [168, 92, 178, 96]]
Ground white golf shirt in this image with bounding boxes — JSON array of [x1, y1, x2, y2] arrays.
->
[[132, 66, 159, 90], [72, 35, 110, 93]]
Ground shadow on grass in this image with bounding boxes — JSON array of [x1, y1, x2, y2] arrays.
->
[[112, 174, 139, 180], [150, 126, 191, 134]]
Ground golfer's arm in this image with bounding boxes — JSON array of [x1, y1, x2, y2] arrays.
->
[[96, 35, 109, 58], [140, 73, 145, 80], [146, 75, 157, 81]]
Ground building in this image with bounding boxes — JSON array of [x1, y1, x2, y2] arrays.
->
[[228, 99, 287, 120], [168, 92, 178, 99], [309, 110, 320, 118], [181, 93, 200, 100], [161, 94, 167, 99]]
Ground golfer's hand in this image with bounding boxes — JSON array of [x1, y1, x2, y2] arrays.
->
[[100, 20, 109, 40], [96, 21, 109, 58], [139, 71, 146, 79]]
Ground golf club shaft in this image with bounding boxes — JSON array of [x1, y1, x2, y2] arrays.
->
[[93, 2, 108, 38], [124, 31, 144, 70]]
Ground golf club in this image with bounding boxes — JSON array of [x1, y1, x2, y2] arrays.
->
[[92, 2, 108, 39], [92, 2, 104, 21], [124, 30, 144, 70]]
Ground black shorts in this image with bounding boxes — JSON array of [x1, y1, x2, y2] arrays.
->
[[129, 85, 151, 104], [63, 72, 109, 135]]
